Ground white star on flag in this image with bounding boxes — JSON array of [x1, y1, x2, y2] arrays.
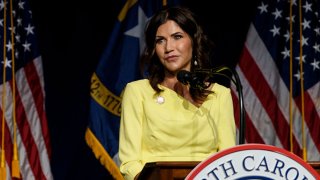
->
[[125, 6, 150, 54]]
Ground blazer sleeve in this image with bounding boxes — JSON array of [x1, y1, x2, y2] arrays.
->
[[119, 83, 144, 180], [217, 87, 236, 150]]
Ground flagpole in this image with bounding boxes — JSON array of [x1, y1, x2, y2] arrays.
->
[[298, 0, 307, 161], [1, 0, 8, 178], [289, 0, 294, 156], [8, 0, 21, 176]]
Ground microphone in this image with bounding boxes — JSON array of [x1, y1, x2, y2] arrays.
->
[[176, 70, 192, 85], [177, 70, 210, 90]]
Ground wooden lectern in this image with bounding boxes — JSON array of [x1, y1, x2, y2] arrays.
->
[[137, 161, 320, 179], [309, 162, 320, 175], [137, 161, 200, 180]]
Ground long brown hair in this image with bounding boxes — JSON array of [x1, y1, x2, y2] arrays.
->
[[140, 6, 215, 101]]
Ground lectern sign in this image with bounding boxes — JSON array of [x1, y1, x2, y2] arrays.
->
[[186, 144, 320, 180]]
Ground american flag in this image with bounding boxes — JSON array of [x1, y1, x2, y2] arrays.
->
[[232, 0, 320, 161], [0, 0, 52, 179]]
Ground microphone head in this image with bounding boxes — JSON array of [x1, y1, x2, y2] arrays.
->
[[177, 70, 191, 85], [177, 69, 211, 90]]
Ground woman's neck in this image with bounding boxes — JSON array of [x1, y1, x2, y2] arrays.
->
[[161, 77, 202, 107], [161, 76, 178, 90]]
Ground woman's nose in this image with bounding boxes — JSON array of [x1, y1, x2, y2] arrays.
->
[[165, 39, 173, 53]]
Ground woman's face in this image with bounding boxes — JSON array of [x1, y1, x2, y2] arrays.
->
[[155, 20, 193, 74]]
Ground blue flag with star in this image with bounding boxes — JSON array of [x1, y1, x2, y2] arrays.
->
[[85, 0, 181, 179]]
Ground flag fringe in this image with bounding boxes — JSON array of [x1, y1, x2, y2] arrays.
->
[[11, 142, 21, 178], [11, 159, 20, 178], [85, 128, 124, 180], [0, 167, 6, 180]]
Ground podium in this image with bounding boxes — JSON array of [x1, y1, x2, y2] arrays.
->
[[137, 161, 320, 180], [137, 161, 199, 180], [185, 144, 320, 179], [309, 162, 320, 175], [136, 144, 320, 180]]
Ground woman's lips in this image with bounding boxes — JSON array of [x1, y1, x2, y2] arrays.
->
[[165, 55, 178, 61]]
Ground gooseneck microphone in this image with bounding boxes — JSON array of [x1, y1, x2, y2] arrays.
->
[[177, 66, 233, 90], [177, 70, 210, 90], [176, 70, 191, 85], [177, 66, 246, 145]]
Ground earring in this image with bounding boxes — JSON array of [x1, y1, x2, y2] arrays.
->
[[194, 56, 198, 66]]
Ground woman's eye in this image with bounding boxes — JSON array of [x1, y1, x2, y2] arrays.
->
[[174, 35, 182, 39], [155, 38, 164, 44]]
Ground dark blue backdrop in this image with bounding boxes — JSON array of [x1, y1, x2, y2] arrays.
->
[[29, 1, 258, 179]]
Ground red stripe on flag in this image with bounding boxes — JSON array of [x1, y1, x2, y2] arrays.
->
[[24, 61, 51, 157], [239, 47, 302, 155], [14, 83, 47, 179], [231, 91, 265, 144], [294, 91, 320, 153]]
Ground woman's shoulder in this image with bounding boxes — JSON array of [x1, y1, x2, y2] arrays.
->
[[212, 83, 231, 92], [127, 79, 149, 86], [125, 79, 151, 90]]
